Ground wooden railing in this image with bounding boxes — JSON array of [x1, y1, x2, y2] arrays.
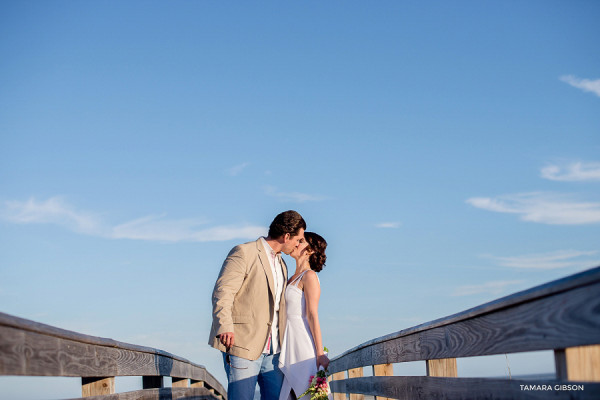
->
[[0, 312, 227, 399], [328, 266, 600, 400], [3, 267, 600, 399]]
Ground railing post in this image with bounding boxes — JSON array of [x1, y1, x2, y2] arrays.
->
[[372, 364, 393, 400], [189, 380, 222, 399], [204, 383, 219, 398], [143, 376, 164, 388], [329, 371, 346, 400], [426, 358, 457, 377], [348, 368, 364, 400], [82, 377, 115, 396], [172, 377, 189, 387], [555, 344, 600, 381]]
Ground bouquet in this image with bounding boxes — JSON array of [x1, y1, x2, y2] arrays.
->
[[299, 368, 331, 400]]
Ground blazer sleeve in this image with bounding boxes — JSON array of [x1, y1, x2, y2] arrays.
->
[[211, 245, 248, 336]]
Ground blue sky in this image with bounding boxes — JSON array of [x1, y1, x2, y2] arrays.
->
[[1, 1, 599, 397]]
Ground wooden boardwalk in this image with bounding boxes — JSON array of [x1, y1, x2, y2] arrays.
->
[[328, 265, 600, 399], [1, 266, 600, 399], [0, 311, 226, 399]]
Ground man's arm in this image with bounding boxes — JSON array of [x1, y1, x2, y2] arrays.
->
[[212, 245, 247, 348]]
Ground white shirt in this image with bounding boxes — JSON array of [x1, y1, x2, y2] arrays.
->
[[260, 237, 284, 354]]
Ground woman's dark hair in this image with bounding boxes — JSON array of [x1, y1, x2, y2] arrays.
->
[[268, 210, 306, 239], [305, 231, 327, 272]]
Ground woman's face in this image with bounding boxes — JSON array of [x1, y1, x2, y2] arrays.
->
[[290, 238, 310, 260]]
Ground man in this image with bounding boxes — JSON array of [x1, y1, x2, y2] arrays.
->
[[209, 210, 306, 400]]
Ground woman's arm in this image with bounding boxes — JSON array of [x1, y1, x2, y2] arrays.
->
[[303, 270, 330, 370]]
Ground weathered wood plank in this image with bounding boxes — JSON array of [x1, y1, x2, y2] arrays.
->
[[330, 376, 600, 400], [0, 311, 200, 367], [0, 311, 213, 372], [555, 349, 568, 380], [555, 345, 600, 382], [0, 313, 226, 398], [0, 326, 24, 375], [420, 283, 600, 360], [330, 279, 600, 373], [373, 364, 393, 377], [67, 387, 220, 400], [330, 266, 600, 372], [329, 331, 421, 373], [172, 377, 190, 387], [0, 324, 202, 378], [348, 368, 364, 400], [329, 371, 346, 400], [333, 267, 600, 360], [0, 325, 119, 377], [426, 358, 457, 377], [190, 379, 204, 388], [348, 367, 364, 378], [82, 377, 115, 396], [372, 364, 393, 400]]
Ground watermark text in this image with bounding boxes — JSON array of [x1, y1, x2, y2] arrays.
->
[[520, 384, 585, 391]]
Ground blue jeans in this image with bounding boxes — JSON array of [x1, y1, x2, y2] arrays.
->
[[222, 352, 284, 400]]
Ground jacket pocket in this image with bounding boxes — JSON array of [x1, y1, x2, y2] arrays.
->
[[232, 315, 252, 324]]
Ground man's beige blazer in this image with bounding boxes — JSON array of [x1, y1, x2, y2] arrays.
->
[[208, 238, 288, 360]]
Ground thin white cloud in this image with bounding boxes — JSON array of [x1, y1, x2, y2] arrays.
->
[[452, 280, 524, 297], [112, 215, 266, 242], [264, 185, 328, 202], [375, 222, 401, 228], [0, 197, 106, 235], [466, 192, 600, 225], [226, 162, 250, 176], [191, 225, 267, 242], [1, 197, 266, 242], [560, 75, 600, 97], [541, 161, 600, 182], [488, 250, 599, 270], [112, 215, 206, 241]]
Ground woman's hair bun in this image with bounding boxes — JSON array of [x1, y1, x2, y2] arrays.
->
[[305, 232, 327, 272]]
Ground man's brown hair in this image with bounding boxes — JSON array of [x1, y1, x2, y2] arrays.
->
[[268, 210, 306, 239]]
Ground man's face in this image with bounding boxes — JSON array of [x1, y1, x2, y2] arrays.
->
[[281, 228, 305, 255]]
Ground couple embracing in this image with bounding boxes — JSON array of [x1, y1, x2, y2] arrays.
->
[[208, 210, 330, 400]]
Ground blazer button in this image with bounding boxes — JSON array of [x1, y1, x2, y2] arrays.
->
[[267, 322, 272, 326]]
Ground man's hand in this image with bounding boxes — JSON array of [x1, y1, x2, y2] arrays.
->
[[218, 332, 235, 348]]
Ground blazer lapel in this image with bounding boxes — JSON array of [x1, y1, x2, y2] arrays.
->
[[279, 255, 288, 283], [256, 239, 275, 298]]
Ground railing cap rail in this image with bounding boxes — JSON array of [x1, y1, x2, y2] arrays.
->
[[0, 312, 205, 370], [332, 265, 600, 362]]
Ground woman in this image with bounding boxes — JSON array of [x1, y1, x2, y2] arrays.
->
[[279, 231, 329, 400]]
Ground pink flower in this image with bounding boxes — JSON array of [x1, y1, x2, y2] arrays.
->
[[300, 369, 330, 399]]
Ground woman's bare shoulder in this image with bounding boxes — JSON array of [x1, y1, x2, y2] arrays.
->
[[302, 270, 320, 286]]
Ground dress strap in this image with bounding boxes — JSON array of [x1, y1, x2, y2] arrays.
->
[[289, 270, 309, 287]]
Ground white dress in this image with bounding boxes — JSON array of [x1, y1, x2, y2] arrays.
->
[[279, 270, 320, 400]]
